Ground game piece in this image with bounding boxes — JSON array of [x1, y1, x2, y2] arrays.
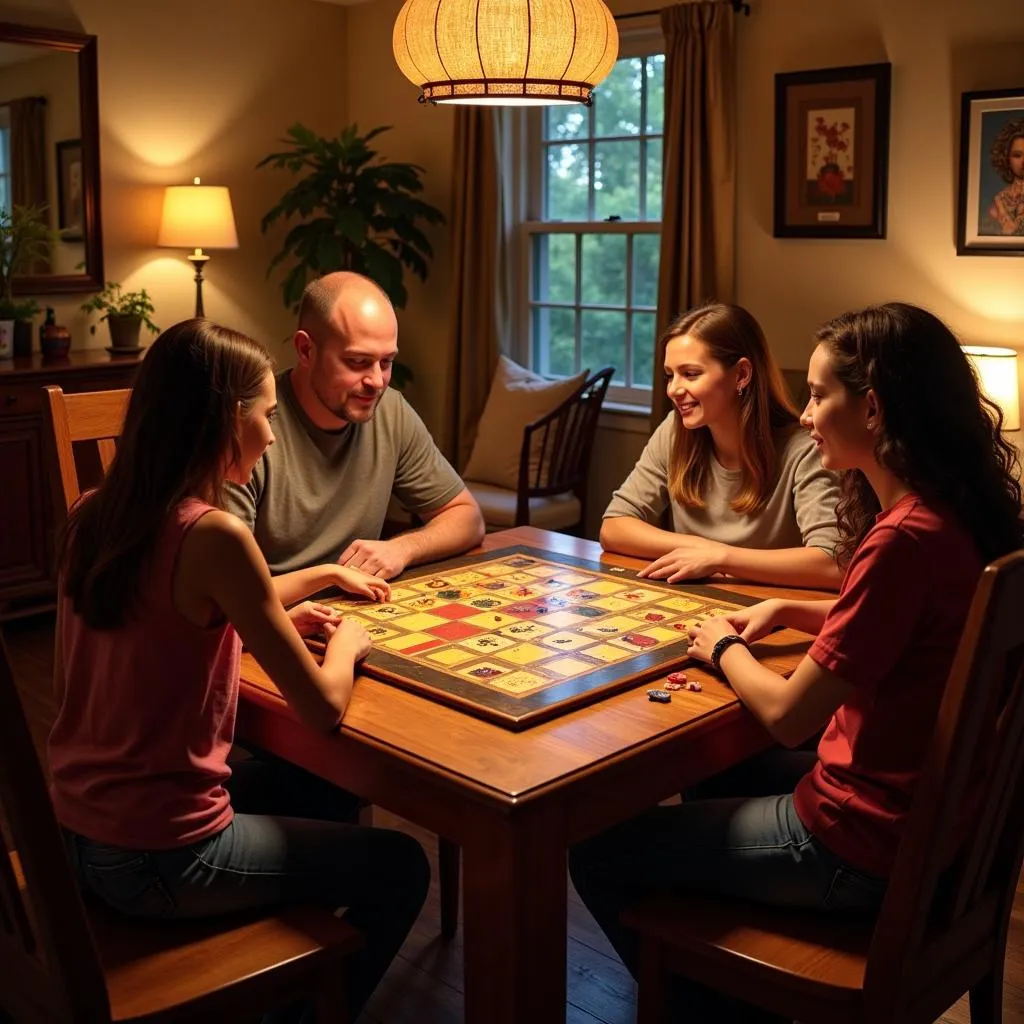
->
[[683, 679, 702, 692], [663, 680, 683, 691], [318, 546, 752, 730], [666, 671, 688, 685], [647, 689, 671, 703]]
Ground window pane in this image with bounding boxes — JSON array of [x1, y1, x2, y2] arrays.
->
[[545, 142, 589, 220], [581, 233, 626, 307], [533, 233, 576, 304], [645, 139, 663, 221], [581, 309, 626, 382], [595, 57, 642, 138], [632, 235, 659, 307], [0, 130, 8, 173], [645, 55, 665, 134], [631, 312, 657, 388], [533, 305, 577, 377], [594, 140, 640, 221], [545, 105, 588, 142]]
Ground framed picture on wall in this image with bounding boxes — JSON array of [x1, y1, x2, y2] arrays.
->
[[56, 138, 84, 242], [773, 62, 891, 239], [956, 88, 1024, 256]]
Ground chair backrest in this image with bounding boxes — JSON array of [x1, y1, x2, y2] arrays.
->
[[515, 366, 614, 526], [0, 634, 112, 1023], [863, 549, 1024, 1019], [41, 385, 131, 519]]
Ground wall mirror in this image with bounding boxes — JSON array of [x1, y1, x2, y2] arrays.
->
[[0, 21, 103, 295]]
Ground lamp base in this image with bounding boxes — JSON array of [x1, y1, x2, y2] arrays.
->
[[187, 252, 211, 318]]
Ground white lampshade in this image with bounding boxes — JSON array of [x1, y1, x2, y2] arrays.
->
[[964, 345, 1021, 432], [393, 0, 619, 106], [158, 178, 238, 251]]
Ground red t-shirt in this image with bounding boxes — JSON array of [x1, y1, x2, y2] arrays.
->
[[48, 498, 241, 850], [793, 494, 982, 878]]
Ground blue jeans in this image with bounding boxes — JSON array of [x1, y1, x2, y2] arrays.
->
[[568, 748, 885, 1014], [64, 756, 430, 1021]]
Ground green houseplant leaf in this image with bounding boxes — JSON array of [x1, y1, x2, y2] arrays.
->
[[258, 123, 446, 389]]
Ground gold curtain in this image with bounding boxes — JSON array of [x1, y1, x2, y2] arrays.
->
[[446, 108, 512, 471], [650, 2, 737, 430]]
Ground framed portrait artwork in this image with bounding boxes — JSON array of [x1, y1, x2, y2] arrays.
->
[[56, 138, 84, 242], [773, 63, 891, 239], [956, 88, 1024, 256]]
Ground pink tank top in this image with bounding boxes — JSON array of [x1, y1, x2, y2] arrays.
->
[[49, 498, 241, 849]]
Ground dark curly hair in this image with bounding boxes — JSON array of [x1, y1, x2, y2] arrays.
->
[[991, 117, 1024, 184], [815, 303, 1022, 567]]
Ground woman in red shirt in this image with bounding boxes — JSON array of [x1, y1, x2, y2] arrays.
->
[[570, 303, 1023, 1012], [49, 319, 430, 1022]]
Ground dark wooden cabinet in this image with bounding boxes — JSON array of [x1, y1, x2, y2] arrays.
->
[[0, 351, 142, 618]]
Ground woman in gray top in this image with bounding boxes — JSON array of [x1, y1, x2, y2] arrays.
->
[[602, 303, 842, 589]]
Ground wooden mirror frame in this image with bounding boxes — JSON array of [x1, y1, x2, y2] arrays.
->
[[2, 21, 104, 295]]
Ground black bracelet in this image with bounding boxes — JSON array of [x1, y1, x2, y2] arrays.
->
[[710, 633, 749, 673]]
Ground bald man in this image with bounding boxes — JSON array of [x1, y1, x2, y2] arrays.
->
[[225, 272, 484, 580]]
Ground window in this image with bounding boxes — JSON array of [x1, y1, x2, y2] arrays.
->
[[522, 43, 664, 407]]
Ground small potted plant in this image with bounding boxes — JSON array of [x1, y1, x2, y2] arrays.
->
[[81, 283, 160, 352], [0, 204, 53, 358]]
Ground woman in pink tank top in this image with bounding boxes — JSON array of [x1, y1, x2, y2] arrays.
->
[[49, 319, 429, 1022]]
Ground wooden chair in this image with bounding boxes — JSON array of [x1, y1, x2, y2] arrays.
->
[[39, 384, 463, 941], [0, 631, 363, 1024], [623, 548, 1024, 1024], [467, 366, 613, 536]]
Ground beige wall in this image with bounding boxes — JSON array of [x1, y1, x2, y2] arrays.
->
[[345, 0, 1024, 537], [2, 0, 351, 350]]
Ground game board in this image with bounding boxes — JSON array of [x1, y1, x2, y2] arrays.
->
[[320, 546, 756, 730]]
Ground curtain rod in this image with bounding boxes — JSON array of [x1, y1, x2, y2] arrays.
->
[[615, 0, 751, 20]]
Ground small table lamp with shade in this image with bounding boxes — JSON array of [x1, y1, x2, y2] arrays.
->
[[158, 178, 238, 318], [964, 345, 1021, 432]]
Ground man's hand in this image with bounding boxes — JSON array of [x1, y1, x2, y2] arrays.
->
[[338, 538, 409, 580], [636, 537, 726, 583], [288, 601, 343, 637], [335, 565, 392, 602]]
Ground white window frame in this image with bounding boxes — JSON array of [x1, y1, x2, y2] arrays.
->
[[514, 24, 665, 409]]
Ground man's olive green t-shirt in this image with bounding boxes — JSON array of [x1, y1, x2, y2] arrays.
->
[[224, 372, 465, 574]]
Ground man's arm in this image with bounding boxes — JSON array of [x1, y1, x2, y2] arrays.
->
[[338, 487, 485, 579]]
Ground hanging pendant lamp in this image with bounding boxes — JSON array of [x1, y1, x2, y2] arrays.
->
[[393, 0, 619, 106]]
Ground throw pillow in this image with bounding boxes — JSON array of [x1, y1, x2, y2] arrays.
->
[[463, 355, 588, 491]]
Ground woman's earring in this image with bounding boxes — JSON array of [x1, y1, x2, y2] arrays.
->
[[737, 385, 745, 397]]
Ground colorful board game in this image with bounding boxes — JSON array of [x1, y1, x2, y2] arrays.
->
[[320, 546, 755, 730]]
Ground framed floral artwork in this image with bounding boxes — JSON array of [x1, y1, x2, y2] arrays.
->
[[956, 88, 1024, 256], [773, 63, 891, 239]]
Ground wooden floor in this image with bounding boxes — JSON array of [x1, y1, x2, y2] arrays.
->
[[4, 610, 1024, 1024]]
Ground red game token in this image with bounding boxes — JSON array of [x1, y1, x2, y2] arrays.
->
[[666, 671, 688, 685]]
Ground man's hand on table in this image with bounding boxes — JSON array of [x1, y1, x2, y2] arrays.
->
[[338, 538, 409, 580]]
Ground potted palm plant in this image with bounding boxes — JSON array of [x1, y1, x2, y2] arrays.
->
[[81, 282, 160, 352], [0, 204, 52, 358], [258, 123, 446, 388]]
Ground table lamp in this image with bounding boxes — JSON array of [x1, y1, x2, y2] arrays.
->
[[158, 177, 238, 317], [964, 345, 1021, 432]]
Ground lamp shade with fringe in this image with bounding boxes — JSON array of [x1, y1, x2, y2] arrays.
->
[[393, 0, 619, 106]]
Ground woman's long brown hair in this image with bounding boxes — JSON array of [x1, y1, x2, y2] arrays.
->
[[665, 303, 799, 515], [817, 303, 1023, 567], [60, 319, 274, 629]]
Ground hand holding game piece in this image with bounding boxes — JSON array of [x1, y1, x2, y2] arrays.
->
[[287, 601, 343, 637], [721, 598, 783, 643], [338, 537, 409, 580], [327, 617, 372, 662], [685, 614, 738, 664], [335, 564, 392, 602]]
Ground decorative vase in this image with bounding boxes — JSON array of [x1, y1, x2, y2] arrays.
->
[[106, 314, 143, 351], [40, 321, 71, 361]]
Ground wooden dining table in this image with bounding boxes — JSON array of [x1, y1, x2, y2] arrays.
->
[[236, 526, 821, 1024]]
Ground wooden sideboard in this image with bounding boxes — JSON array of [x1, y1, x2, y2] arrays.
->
[[0, 351, 142, 619]]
